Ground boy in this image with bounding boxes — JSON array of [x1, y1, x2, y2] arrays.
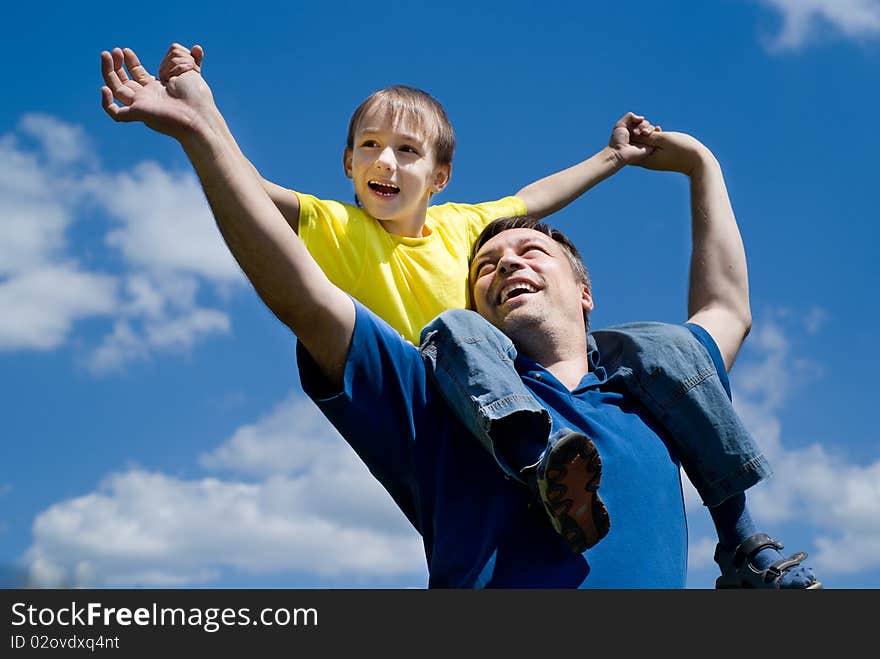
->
[[111, 44, 818, 587]]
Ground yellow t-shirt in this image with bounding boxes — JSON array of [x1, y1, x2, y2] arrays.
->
[[295, 192, 528, 344]]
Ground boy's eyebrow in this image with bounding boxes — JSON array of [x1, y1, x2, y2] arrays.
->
[[357, 127, 426, 144]]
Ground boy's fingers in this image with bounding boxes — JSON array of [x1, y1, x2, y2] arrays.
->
[[110, 48, 131, 83], [101, 51, 135, 102], [123, 47, 154, 85], [615, 111, 641, 129], [192, 44, 204, 68], [101, 86, 131, 122]]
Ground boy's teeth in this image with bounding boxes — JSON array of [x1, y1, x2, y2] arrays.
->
[[368, 181, 400, 195]]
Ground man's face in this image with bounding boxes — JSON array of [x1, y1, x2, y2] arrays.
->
[[469, 228, 593, 339], [343, 105, 450, 236]]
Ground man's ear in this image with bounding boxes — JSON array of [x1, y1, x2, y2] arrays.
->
[[581, 285, 594, 315], [432, 163, 451, 193], [343, 149, 353, 178]]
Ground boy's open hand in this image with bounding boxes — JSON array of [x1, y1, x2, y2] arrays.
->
[[608, 112, 659, 165], [633, 130, 714, 176], [101, 46, 214, 140]]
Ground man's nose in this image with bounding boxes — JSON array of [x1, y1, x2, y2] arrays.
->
[[498, 254, 525, 274]]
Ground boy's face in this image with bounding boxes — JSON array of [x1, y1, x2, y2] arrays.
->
[[344, 105, 450, 237]]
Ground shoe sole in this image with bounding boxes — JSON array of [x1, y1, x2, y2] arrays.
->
[[538, 433, 610, 553]]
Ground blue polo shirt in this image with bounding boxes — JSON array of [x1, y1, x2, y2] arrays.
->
[[297, 302, 727, 588]]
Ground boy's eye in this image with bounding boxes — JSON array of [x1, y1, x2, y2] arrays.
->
[[399, 145, 419, 154], [361, 139, 379, 148]]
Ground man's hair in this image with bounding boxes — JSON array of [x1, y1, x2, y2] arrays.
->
[[471, 216, 591, 289], [346, 85, 456, 167]]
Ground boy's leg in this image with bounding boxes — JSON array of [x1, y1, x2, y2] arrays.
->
[[419, 309, 609, 553], [710, 493, 821, 589], [593, 323, 820, 587], [419, 309, 550, 483]]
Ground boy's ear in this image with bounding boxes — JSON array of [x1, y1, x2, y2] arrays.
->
[[343, 149, 353, 178], [432, 163, 451, 193]]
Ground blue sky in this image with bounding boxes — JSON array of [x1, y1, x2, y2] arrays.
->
[[1, 0, 878, 589]]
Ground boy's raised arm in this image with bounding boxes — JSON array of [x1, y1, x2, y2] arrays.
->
[[515, 112, 657, 220], [101, 46, 353, 385], [158, 43, 302, 232]]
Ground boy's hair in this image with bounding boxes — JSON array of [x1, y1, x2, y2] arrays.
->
[[470, 216, 592, 327], [346, 85, 456, 166]]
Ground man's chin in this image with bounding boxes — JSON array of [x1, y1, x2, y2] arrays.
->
[[497, 311, 543, 341]]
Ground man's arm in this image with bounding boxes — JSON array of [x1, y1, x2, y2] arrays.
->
[[101, 46, 352, 384], [515, 112, 657, 220], [636, 131, 752, 370], [158, 43, 301, 231]]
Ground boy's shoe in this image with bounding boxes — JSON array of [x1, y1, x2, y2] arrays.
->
[[714, 533, 823, 589], [536, 432, 610, 554]]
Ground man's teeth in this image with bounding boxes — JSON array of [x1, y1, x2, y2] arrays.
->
[[500, 283, 537, 304]]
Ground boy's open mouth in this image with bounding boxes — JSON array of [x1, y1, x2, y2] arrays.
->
[[368, 180, 400, 197]]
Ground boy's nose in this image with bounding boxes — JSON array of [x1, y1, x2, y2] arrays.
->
[[375, 146, 396, 171]]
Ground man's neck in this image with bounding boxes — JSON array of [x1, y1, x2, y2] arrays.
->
[[515, 328, 590, 391]]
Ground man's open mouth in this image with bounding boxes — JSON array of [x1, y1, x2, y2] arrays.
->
[[498, 282, 538, 304], [368, 180, 400, 197]]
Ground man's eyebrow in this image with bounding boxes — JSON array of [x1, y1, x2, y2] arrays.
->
[[470, 249, 495, 274]]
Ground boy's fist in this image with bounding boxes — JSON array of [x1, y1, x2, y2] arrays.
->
[[159, 43, 204, 83], [608, 112, 659, 165]]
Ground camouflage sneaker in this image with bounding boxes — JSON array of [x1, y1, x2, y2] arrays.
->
[[536, 431, 610, 553]]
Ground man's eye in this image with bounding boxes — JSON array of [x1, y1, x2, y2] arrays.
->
[[476, 263, 495, 277]]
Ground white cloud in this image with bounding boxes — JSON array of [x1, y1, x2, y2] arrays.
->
[[0, 192, 68, 276], [91, 161, 243, 283], [0, 115, 245, 369], [18, 114, 94, 167], [759, 0, 880, 50], [24, 396, 425, 587], [0, 266, 118, 351], [687, 536, 718, 573], [731, 311, 880, 575], [200, 397, 348, 478], [86, 275, 231, 373]]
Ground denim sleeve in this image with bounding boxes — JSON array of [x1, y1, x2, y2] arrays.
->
[[684, 322, 732, 400], [296, 300, 431, 531]]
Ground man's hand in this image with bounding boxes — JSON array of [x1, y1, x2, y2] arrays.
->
[[633, 130, 714, 176], [608, 112, 659, 165], [101, 46, 214, 140], [158, 43, 204, 83]]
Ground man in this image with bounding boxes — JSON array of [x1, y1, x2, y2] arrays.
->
[[101, 45, 819, 588]]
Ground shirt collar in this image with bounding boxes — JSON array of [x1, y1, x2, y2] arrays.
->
[[513, 333, 608, 391]]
